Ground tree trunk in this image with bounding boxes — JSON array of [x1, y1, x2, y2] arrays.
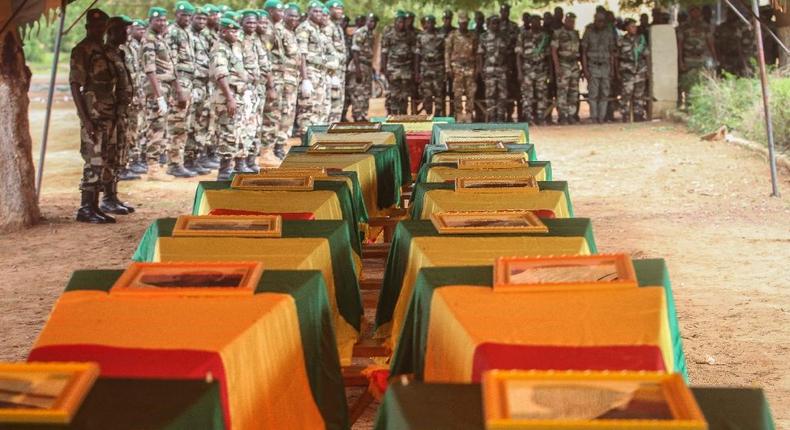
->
[[0, 29, 41, 232]]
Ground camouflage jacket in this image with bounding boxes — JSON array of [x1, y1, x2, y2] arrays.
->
[[190, 26, 211, 80], [477, 31, 508, 71], [103, 44, 134, 116], [121, 38, 144, 106], [271, 22, 301, 85], [259, 23, 275, 51], [296, 19, 329, 71], [416, 31, 445, 68], [551, 27, 580, 65], [323, 20, 347, 74], [210, 37, 248, 99], [381, 29, 415, 78], [141, 28, 176, 83], [167, 23, 196, 76], [438, 25, 456, 39], [500, 19, 520, 64], [241, 32, 261, 83], [70, 37, 116, 119], [445, 30, 477, 70], [201, 27, 219, 52], [351, 26, 375, 66], [677, 20, 713, 65], [254, 34, 272, 77], [617, 33, 649, 77], [715, 20, 752, 73], [515, 28, 550, 69]]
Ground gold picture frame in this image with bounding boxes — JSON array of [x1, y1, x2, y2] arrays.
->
[[0, 362, 99, 424], [230, 174, 314, 191], [430, 210, 549, 235], [386, 114, 433, 122], [457, 158, 528, 170], [445, 141, 509, 152], [172, 215, 283, 238], [434, 152, 527, 163], [110, 262, 264, 297], [256, 167, 327, 177], [493, 254, 639, 292], [307, 142, 373, 153], [482, 370, 706, 429], [456, 176, 539, 193], [327, 121, 382, 133]]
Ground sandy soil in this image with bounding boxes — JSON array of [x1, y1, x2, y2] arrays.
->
[[1, 95, 788, 427]]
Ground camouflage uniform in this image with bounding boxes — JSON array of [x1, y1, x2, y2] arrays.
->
[[241, 31, 262, 154], [478, 30, 509, 122], [295, 18, 329, 135], [677, 20, 715, 95], [500, 18, 520, 120], [515, 27, 551, 123], [209, 36, 247, 158], [349, 25, 374, 120], [166, 22, 195, 165], [201, 26, 220, 155], [141, 27, 176, 162], [381, 29, 415, 115], [188, 25, 211, 161], [103, 43, 135, 179], [582, 25, 616, 122], [415, 30, 446, 116], [324, 19, 346, 123], [263, 21, 300, 150], [254, 32, 273, 151], [617, 32, 650, 120], [715, 20, 754, 77], [551, 27, 581, 121], [121, 37, 145, 165], [445, 30, 477, 121]]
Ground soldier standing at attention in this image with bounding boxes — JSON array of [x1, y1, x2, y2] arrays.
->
[[516, 14, 551, 125], [119, 19, 146, 179], [210, 17, 247, 180], [253, 10, 278, 165], [551, 13, 580, 125], [499, 4, 519, 122], [295, 1, 329, 136], [445, 11, 477, 122], [715, 9, 753, 77], [415, 15, 445, 117], [324, 0, 347, 123], [472, 11, 486, 121], [439, 10, 456, 117], [349, 14, 377, 121], [202, 4, 221, 47], [101, 16, 137, 215], [477, 15, 508, 122], [677, 5, 717, 107], [239, 10, 264, 173], [582, 12, 616, 124], [381, 11, 415, 115], [187, 6, 217, 173], [616, 18, 650, 122]]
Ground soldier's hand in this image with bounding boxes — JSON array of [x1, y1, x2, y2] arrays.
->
[[157, 96, 169, 114], [228, 97, 237, 117]]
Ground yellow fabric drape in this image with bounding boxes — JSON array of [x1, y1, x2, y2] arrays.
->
[[418, 190, 569, 219], [33, 290, 324, 430], [424, 165, 548, 182], [154, 237, 358, 365], [197, 189, 342, 219], [309, 132, 396, 145], [381, 235, 591, 349], [423, 286, 673, 382], [438, 129, 527, 145]]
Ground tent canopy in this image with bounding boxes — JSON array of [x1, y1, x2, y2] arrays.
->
[[1, 0, 77, 33]]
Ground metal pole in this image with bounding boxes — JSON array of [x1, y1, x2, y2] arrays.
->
[[751, 0, 780, 197], [35, 0, 67, 200]]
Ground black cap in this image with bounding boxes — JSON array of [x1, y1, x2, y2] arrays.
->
[[443, 9, 453, 18], [500, 3, 511, 10], [86, 8, 110, 24]]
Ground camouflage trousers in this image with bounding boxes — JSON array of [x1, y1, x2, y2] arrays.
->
[[212, 93, 245, 159], [254, 83, 268, 153], [144, 81, 171, 163], [349, 64, 372, 121], [79, 117, 114, 192], [327, 71, 344, 123], [125, 105, 143, 163], [520, 69, 549, 122], [483, 67, 508, 122], [556, 62, 580, 119], [419, 67, 445, 116], [451, 67, 476, 121], [262, 79, 298, 147], [296, 68, 327, 136], [387, 76, 413, 115], [187, 77, 211, 160], [620, 73, 647, 119], [240, 85, 259, 156], [166, 77, 193, 165], [587, 66, 611, 122]]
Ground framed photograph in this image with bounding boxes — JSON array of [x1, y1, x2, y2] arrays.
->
[[457, 158, 528, 170], [307, 142, 373, 154], [434, 152, 527, 163], [0, 362, 99, 424], [172, 215, 282, 238], [257, 167, 327, 177], [327, 121, 382, 133], [482, 370, 706, 429], [110, 262, 264, 297], [445, 141, 508, 152], [230, 174, 314, 191], [456, 176, 539, 193], [493, 254, 638, 292], [430, 210, 549, 235], [386, 114, 433, 122]]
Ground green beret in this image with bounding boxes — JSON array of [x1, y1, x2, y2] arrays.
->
[[240, 9, 259, 20], [132, 19, 147, 27], [174, 1, 195, 14], [325, 0, 344, 8], [322, 6, 330, 14], [259, 10, 271, 18], [118, 15, 133, 23], [395, 10, 407, 19], [222, 11, 239, 22], [264, 0, 284, 10], [443, 10, 453, 18], [307, 0, 323, 10], [286, 3, 301, 13], [425, 14, 436, 21], [566, 12, 576, 19], [148, 7, 167, 18], [219, 17, 241, 29], [405, 11, 415, 18], [202, 4, 219, 14], [217, 5, 231, 13]]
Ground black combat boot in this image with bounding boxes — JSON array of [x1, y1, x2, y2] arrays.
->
[[100, 182, 135, 214], [199, 152, 220, 169], [91, 190, 116, 223], [184, 157, 211, 175], [118, 168, 141, 181], [130, 156, 147, 174], [234, 157, 254, 173], [273, 144, 286, 160], [167, 163, 199, 178], [245, 155, 260, 173], [76, 190, 110, 224], [217, 157, 233, 181]]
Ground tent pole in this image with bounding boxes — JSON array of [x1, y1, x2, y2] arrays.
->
[[35, 0, 67, 201], [751, 0, 780, 197]]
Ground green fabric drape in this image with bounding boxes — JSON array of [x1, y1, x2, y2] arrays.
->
[[430, 122, 531, 146], [419, 143, 538, 169]]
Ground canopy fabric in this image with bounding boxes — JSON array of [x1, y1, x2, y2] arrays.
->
[[1, 0, 70, 32]]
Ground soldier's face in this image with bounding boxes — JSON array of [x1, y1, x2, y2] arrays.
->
[[366, 18, 377, 31], [458, 20, 468, 31], [86, 21, 106, 39], [257, 19, 269, 33], [330, 7, 344, 20], [627, 23, 637, 35], [530, 17, 540, 30], [132, 26, 145, 40], [285, 10, 300, 29], [222, 28, 238, 43], [564, 17, 575, 30], [192, 14, 207, 31], [500, 6, 510, 20], [208, 13, 220, 27], [107, 25, 128, 45], [424, 20, 435, 31], [489, 19, 500, 32], [689, 8, 701, 20], [241, 17, 256, 33], [269, 8, 284, 23], [395, 18, 405, 31], [150, 16, 167, 33], [309, 8, 322, 24], [443, 16, 451, 27], [175, 11, 192, 27]]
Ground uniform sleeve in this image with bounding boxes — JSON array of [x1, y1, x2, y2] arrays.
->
[[211, 48, 230, 80], [69, 46, 86, 86], [550, 32, 560, 50], [514, 32, 524, 55], [477, 37, 485, 55], [351, 30, 362, 52], [296, 27, 310, 55], [380, 33, 390, 55], [141, 39, 157, 74], [581, 28, 590, 50]]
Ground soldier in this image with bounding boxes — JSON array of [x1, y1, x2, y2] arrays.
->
[[253, 10, 278, 165], [582, 12, 616, 124], [381, 11, 415, 115], [445, 11, 477, 122], [295, 1, 329, 136], [415, 15, 445, 116], [187, 6, 216, 174], [616, 19, 650, 122], [677, 5, 717, 106], [210, 17, 248, 180], [349, 14, 378, 121], [477, 15, 508, 122], [551, 13, 581, 125], [238, 10, 264, 172], [499, 4, 519, 121], [439, 10, 456, 117], [715, 9, 754, 77], [203, 4, 221, 48], [120, 19, 147, 178], [516, 14, 551, 124], [166, 1, 202, 175], [472, 11, 486, 121], [324, 0, 347, 124]]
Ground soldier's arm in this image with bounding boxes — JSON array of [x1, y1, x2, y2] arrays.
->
[[414, 38, 422, 80], [676, 30, 685, 71], [68, 47, 93, 131], [214, 50, 237, 117], [444, 35, 452, 74], [515, 33, 523, 80], [142, 40, 163, 99], [380, 35, 389, 76]]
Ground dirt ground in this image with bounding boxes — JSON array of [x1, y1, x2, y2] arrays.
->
[[1, 91, 789, 426]]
